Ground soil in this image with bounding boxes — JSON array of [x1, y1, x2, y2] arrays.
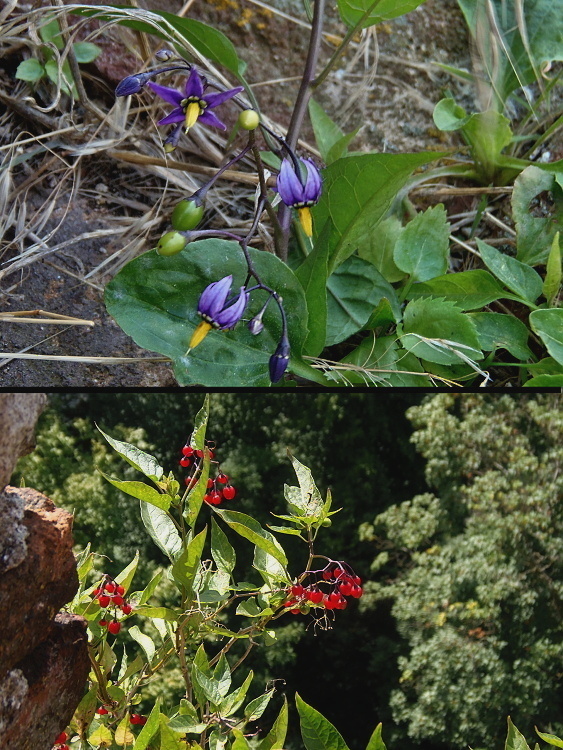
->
[[0, 0, 493, 386]]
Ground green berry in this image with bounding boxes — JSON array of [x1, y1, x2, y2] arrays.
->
[[321, 518, 332, 527], [238, 109, 260, 130], [171, 199, 204, 231], [156, 231, 187, 256]]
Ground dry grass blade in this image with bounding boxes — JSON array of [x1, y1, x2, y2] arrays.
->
[[0, 310, 94, 326]]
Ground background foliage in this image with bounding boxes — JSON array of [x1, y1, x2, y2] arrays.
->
[[14, 393, 563, 750]]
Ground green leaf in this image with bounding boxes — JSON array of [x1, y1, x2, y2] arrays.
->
[[314, 152, 441, 274], [159, 715, 185, 749], [296, 692, 350, 750], [104, 241, 308, 387], [211, 517, 236, 574], [268, 525, 304, 536], [463, 110, 513, 183], [138, 569, 164, 605], [39, 16, 63, 47], [134, 606, 178, 622], [287, 453, 323, 515], [220, 670, 254, 716], [236, 598, 262, 617], [72, 41, 102, 63], [357, 215, 407, 283], [190, 395, 210, 450], [432, 98, 472, 131], [99, 472, 171, 511], [15, 58, 45, 83], [393, 205, 450, 282], [186, 450, 210, 528], [327, 130, 360, 164], [244, 689, 274, 722], [214, 509, 288, 568], [213, 653, 232, 699], [295, 221, 330, 357], [115, 714, 135, 746], [192, 664, 223, 706], [468, 312, 533, 361], [337, 0, 426, 29], [89, 723, 113, 746], [406, 269, 507, 310], [115, 550, 140, 593], [308, 98, 345, 163], [506, 717, 531, 750], [258, 696, 288, 750], [543, 232, 561, 306], [140, 502, 182, 561], [399, 297, 482, 365], [232, 729, 252, 750], [44, 58, 77, 98], [167, 716, 207, 734], [476, 239, 543, 303], [524, 373, 563, 385], [172, 526, 208, 594], [535, 729, 563, 748], [128, 625, 156, 664], [513, 166, 563, 266], [326, 255, 400, 346], [366, 723, 387, 750], [71, 684, 98, 736], [530, 309, 563, 364], [97, 426, 164, 482], [134, 698, 161, 750]]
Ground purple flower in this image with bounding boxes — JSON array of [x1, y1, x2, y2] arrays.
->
[[269, 332, 290, 383], [189, 275, 249, 349], [148, 67, 243, 134], [276, 158, 322, 237]]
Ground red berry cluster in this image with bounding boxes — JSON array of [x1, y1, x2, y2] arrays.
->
[[178, 439, 237, 506], [52, 731, 69, 749], [284, 562, 363, 614], [92, 577, 133, 634]]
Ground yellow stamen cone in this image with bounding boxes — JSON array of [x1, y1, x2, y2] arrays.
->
[[184, 102, 201, 132], [298, 207, 313, 237], [189, 321, 212, 349]]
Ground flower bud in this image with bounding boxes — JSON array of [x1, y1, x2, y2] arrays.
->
[[115, 75, 144, 97], [238, 109, 260, 130], [171, 198, 204, 231], [248, 314, 265, 335], [269, 333, 290, 383], [155, 49, 175, 61], [156, 231, 187, 256]]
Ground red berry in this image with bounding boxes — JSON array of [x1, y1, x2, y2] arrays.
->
[[98, 595, 111, 608], [184, 476, 192, 485], [195, 449, 204, 458], [92, 588, 101, 597], [284, 599, 298, 608], [209, 492, 222, 505], [179, 457, 191, 467], [207, 478, 214, 489], [217, 473, 228, 484], [207, 449, 215, 459], [182, 445, 194, 456], [322, 569, 333, 580], [323, 595, 335, 610], [139, 716, 147, 725], [108, 621, 121, 635], [291, 608, 300, 614], [55, 732, 69, 743], [328, 591, 341, 606], [353, 575, 361, 586], [96, 706, 109, 715], [339, 581, 353, 596], [115, 585, 125, 596], [98, 619, 108, 627], [104, 582, 116, 593], [130, 714, 141, 724], [291, 584, 304, 597], [121, 604, 133, 615], [222, 486, 236, 500], [351, 585, 363, 598], [307, 588, 323, 604], [112, 595, 124, 606]]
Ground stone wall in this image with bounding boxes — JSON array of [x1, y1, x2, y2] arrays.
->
[[0, 394, 90, 749]]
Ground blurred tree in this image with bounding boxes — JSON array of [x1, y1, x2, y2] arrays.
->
[[359, 394, 563, 750]]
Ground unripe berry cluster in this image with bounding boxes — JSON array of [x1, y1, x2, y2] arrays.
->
[[284, 562, 363, 615], [178, 439, 237, 506], [92, 577, 133, 633], [52, 731, 69, 749]]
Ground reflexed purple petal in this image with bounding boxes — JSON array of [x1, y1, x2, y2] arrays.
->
[[147, 81, 183, 105], [198, 109, 226, 130], [184, 67, 204, 99], [198, 276, 233, 318], [157, 109, 186, 125], [276, 158, 305, 206], [302, 159, 322, 203], [215, 287, 249, 329], [204, 86, 244, 108]]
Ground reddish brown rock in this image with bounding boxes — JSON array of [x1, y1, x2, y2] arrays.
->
[[0, 393, 47, 489], [0, 613, 90, 750], [0, 487, 79, 680]]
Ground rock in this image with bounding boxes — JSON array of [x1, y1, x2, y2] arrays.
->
[[0, 487, 78, 680], [0, 393, 47, 489]]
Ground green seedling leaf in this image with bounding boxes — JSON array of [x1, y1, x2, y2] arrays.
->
[[393, 204, 450, 282], [140, 502, 182, 561], [96, 427, 164, 482], [115, 550, 140, 593], [406, 269, 507, 310], [366, 723, 387, 750], [357, 215, 406, 283], [39, 16, 63, 47], [506, 717, 531, 750], [433, 97, 472, 131], [308, 98, 345, 163], [326, 255, 400, 345], [543, 232, 561, 306], [244, 689, 274, 722], [530, 309, 563, 365], [476, 239, 543, 303], [15, 58, 45, 83], [535, 729, 563, 748], [211, 517, 236, 574], [133, 698, 161, 750], [513, 166, 563, 266], [337, 0, 426, 29], [172, 526, 208, 594], [105, 241, 308, 387], [314, 152, 441, 274], [72, 41, 102, 63], [258, 696, 288, 750], [399, 297, 482, 365], [214, 509, 287, 567], [469, 312, 533, 361], [296, 692, 350, 750], [99, 473, 171, 511]]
